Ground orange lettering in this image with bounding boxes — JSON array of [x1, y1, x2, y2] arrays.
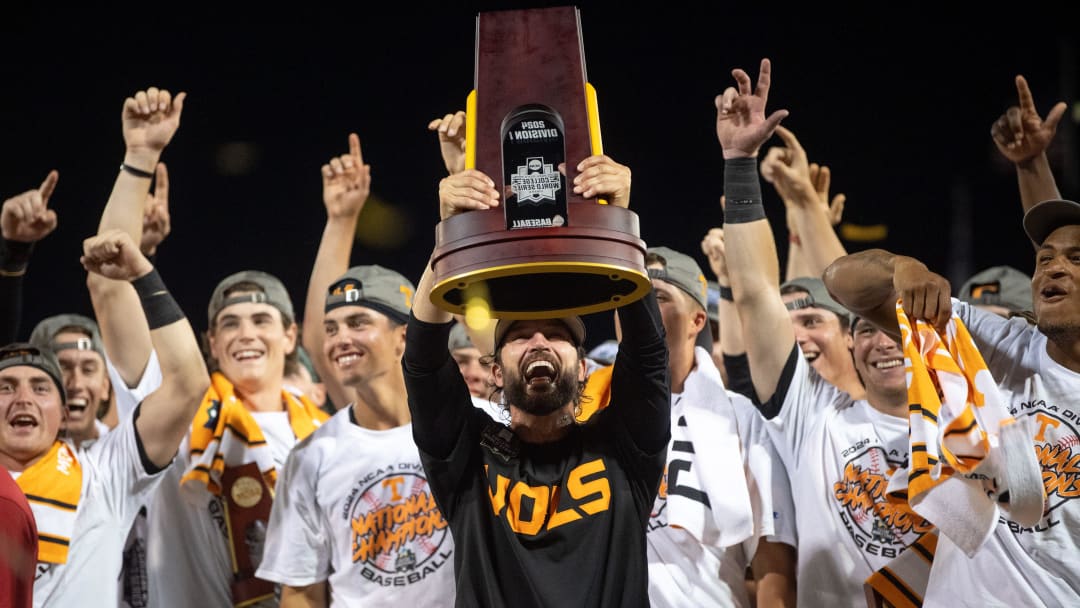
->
[[487, 473, 510, 516], [1034, 414, 1061, 442], [546, 485, 581, 530], [568, 459, 611, 515], [507, 481, 549, 535], [382, 476, 404, 501]]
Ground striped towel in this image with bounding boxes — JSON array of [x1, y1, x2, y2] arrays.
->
[[888, 303, 1044, 556], [864, 528, 938, 608], [181, 372, 327, 494], [15, 441, 81, 563]]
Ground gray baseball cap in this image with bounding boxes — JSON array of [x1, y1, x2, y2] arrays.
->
[[780, 276, 852, 323], [29, 314, 106, 359], [325, 265, 415, 324], [1023, 199, 1080, 245], [646, 246, 709, 311], [959, 266, 1032, 313], [448, 322, 475, 352], [0, 342, 66, 403], [207, 270, 295, 328]]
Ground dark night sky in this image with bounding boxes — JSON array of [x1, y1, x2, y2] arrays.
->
[[2, 8, 1076, 347]]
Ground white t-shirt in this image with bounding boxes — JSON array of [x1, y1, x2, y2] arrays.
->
[[146, 408, 298, 608], [922, 301, 1080, 607], [770, 353, 931, 608], [257, 406, 456, 606], [24, 411, 165, 607], [647, 350, 796, 608]]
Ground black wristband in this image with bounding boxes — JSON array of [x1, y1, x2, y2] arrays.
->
[[120, 163, 155, 179], [718, 284, 733, 302], [0, 239, 34, 276], [722, 157, 765, 224], [131, 268, 185, 329]]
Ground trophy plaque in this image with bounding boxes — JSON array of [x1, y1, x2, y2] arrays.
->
[[222, 462, 275, 605], [429, 6, 651, 320]]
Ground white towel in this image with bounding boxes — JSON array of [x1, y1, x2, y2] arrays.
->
[[890, 304, 1045, 556], [666, 347, 756, 548]]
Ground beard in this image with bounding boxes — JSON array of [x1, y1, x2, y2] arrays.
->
[[502, 364, 581, 417]]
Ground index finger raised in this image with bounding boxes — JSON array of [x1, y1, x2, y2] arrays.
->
[[349, 133, 363, 165], [1015, 75, 1035, 111], [38, 170, 59, 203]]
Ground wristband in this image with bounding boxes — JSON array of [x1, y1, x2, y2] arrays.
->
[[132, 268, 185, 329], [718, 285, 733, 302], [120, 163, 155, 179], [722, 158, 765, 224]]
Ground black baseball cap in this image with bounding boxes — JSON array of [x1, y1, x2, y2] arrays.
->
[[0, 343, 66, 404], [1023, 199, 1080, 245]]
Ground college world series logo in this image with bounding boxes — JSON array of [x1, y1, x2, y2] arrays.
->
[[510, 156, 561, 204], [832, 443, 933, 560], [345, 465, 451, 586]]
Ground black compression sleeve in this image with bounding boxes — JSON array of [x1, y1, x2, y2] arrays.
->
[[722, 158, 765, 224]]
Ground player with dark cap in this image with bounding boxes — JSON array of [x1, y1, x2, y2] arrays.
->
[[824, 197, 1080, 606], [3, 226, 208, 606], [259, 265, 456, 605], [405, 153, 669, 606]]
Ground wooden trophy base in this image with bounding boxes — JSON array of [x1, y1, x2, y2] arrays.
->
[[430, 203, 650, 319]]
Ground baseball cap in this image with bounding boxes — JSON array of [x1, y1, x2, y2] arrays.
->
[[959, 266, 1033, 313], [207, 270, 295, 328], [1023, 199, 1080, 245], [646, 246, 708, 311], [30, 314, 106, 359], [493, 316, 586, 349], [324, 265, 415, 324], [0, 343, 66, 403], [780, 276, 852, 323], [448, 322, 475, 352]]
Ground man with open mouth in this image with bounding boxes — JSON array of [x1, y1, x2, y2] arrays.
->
[[405, 152, 669, 607]]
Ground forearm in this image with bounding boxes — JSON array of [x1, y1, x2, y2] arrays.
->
[[302, 216, 360, 408], [822, 248, 902, 321], [786, 197, 847, 279], [281, 582, 328, 608], [1016, 153, 1061, 213], [99, 150, 159, 240], [412, 262, 453, 325], [0, 239, 32, 343], [132, 269, 209, 466], [87, 273, 153, 387], [752, 539, 797, 608], [723, 159, 797, 403]]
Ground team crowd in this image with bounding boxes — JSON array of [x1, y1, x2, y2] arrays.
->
[[0, 57, 1076, 607]]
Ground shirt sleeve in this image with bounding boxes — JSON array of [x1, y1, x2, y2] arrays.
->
[[760, 349, 850, 468], [609, 291, 671, 456], [402, 313, 475, 460], [0, 238, 32, 344], [86, 404, 168, 523], [256, 441, 330, 586], [106, 349, 164, 422]]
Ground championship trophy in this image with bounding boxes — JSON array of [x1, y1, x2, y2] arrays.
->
[[429, 6, 651, 320], [222, 462, 275, 604]]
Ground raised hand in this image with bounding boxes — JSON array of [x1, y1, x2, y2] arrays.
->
[[759, 125, 814, 203], [322, 133, 371, 220], [700, 227, 729, 283], [893, 257, 952, 333], [428, 111, 467, 175], [122, 87, 187, 160], [438, 170, 500, 220], [714, 58, 789, 159], [808, 163, 845, 226], [573, 155, 632, 208], [81, 229, 153, 282], [141, 163, 171, 256], [1, 171, 59, 242], [991, 75, 1067, 164]]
